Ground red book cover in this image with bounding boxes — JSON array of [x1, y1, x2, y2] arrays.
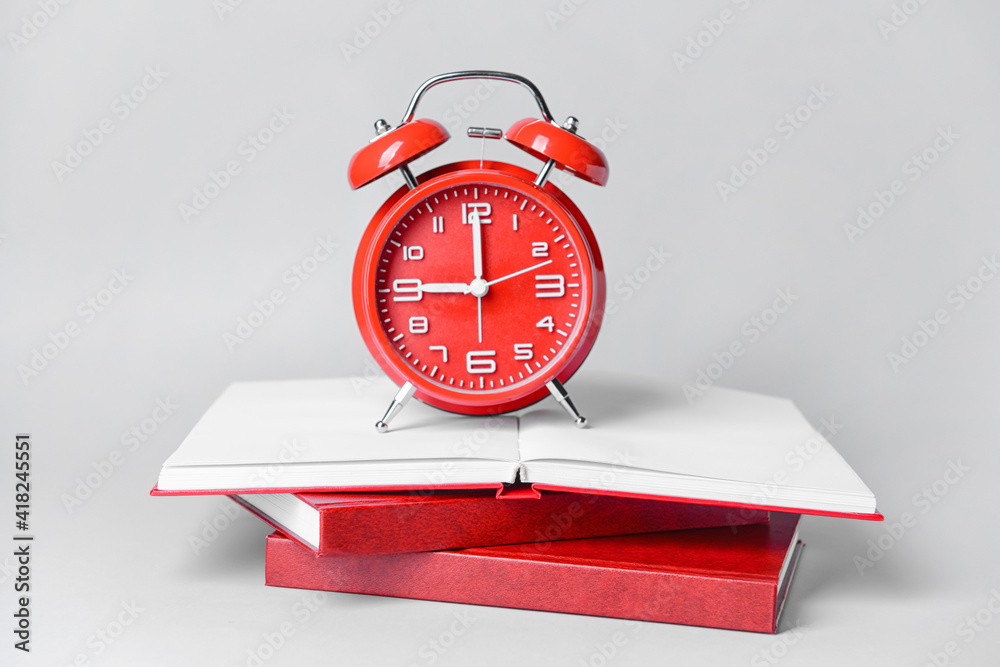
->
[[233, 488, 770, 555], [265, 513, 804, 633]]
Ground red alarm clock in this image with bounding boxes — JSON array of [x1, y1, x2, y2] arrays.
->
[[348, 71, 607, 432]]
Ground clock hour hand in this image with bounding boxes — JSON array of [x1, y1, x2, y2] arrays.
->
[[420, 282, 471, 294], [486, 259, 553, 287]]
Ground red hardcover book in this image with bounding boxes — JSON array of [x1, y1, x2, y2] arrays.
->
[[265, 513, 804, 633], [233, 488, 769, 555]]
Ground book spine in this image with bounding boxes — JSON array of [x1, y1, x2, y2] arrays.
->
[[265, 533, 779, 632]]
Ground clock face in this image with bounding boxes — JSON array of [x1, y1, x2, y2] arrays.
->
[[354, 165, 604, 413]]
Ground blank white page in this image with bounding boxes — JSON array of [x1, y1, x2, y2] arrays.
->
[[517, 372, 874, 498], [161, 377, 519, 468]]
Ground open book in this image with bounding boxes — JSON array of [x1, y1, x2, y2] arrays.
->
[[154, 373, 880, 519]]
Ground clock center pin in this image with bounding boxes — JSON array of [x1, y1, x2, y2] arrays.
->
[[469, 278, 489, 298]]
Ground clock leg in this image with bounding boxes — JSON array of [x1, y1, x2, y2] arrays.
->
[[375, 381, 416, 433], [545, 379, 588, 428]]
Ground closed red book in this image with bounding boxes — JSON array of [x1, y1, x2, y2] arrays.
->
[[233, 487, 769, 555], [265, 513, 803, 633]]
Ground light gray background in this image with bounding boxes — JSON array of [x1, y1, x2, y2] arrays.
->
[[2, 1, 999, 665]]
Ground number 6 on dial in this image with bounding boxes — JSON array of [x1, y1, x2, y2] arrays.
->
[[467, 350, 496, 374]]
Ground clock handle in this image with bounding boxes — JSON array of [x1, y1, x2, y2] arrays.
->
[[399, 71, 555, 125]]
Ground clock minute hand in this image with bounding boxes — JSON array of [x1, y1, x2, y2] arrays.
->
[[486, 259, 553, 287], [470, 209, 484, 280], [420, 282, 471, 294]]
